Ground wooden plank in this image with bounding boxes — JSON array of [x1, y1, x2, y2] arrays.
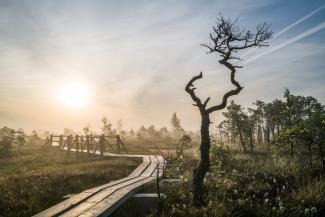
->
[[128, 160, 150, 177], [33, 192, 92, 217], [33, 158, 151, 217], [33, 177, 132, 217], [59, 176, 150, 217], [83, 176, 134, 194], [33, 142, 165, 217], [78, 177, 156, 217], [140, 156, 157, 177], [56, 157, 155, 216]]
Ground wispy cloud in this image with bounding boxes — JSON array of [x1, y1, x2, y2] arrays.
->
[[244, 21, 325, 65], [240, 4, 325, 59], [0, 0, 324, 131]]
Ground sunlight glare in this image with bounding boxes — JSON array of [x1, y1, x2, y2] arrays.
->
[[58, 82, 89, 109]]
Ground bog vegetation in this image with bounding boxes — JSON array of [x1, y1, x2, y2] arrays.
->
[[155, 89, 325, 217], [0, 15, 324, 217], [104, 89, 325, 217], [1, 88, 324, 217], [0, 142, 139, 217]]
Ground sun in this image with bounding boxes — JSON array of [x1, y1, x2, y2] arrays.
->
[[58, 82, 89, 109]]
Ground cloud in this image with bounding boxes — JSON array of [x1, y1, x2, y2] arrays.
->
[[0, 0, 324, 131]]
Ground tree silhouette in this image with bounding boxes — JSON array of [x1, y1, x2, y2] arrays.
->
[[222, 100, 248, 152], [101, 116, 112, 136], [185, 15, 272, 206], [171, 112, 184, 138]]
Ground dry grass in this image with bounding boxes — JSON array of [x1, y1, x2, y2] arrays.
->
[[0, 145, 140, 217]]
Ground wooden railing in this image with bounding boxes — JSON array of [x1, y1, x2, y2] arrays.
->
[[44, 134, 128, 154]]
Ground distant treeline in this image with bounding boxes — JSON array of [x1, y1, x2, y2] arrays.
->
[[0, 112, 200, 154], [62, 112, 200, 142]]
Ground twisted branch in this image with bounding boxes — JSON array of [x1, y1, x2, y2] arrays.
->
[[185, 72, 203, 109], [186, 15, 272, 115]]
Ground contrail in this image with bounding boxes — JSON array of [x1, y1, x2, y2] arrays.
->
[[243, 21, 325, 65], [240, 4, 325, 59], [274, 4, 325, 38]]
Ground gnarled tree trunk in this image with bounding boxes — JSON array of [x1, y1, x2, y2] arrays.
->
[[192, 113, 211, 206], [185, 16, 272, 207]]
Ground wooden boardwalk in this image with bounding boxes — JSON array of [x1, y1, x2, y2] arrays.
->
[[34, 146, 165, 217]]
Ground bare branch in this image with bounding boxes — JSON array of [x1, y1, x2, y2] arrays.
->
[[206, 59, 243, 113], [203, 97, 211, 108], [186, 16, 271, 115], [201, 43, 226, 55], [201, 15, 273, 64], [185, 72, 204, 109]]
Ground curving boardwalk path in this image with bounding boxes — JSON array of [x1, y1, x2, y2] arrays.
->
[[34, 149, 165, 217]]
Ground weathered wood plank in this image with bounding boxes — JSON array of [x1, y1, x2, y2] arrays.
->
[[33, 176, 136, 217], [78, 177, 156, 217], [128, 159, 151, 177], [140, 157, 158, 177], [60, 176, 151, 217], [33, 145, 165, 217]]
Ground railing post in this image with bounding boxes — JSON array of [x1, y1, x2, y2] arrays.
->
[[59, 135, 63, 148], [90, 134, 93, 154], [118, 136, 128, 154], [49, 135, 53, 147], [86, 135, 90, 154], [81, 136, 84, 152], [99, 134, 105, 156], [116, 135, 121, 154], [79, 136, 83, 151], [75, 135, 79, 154], [67, 135, 72, 153], [156, 162, 161, 200], [156, 161, 162, 215]]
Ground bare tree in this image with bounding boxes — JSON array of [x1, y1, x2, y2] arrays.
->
[[185, 16, 272, 206]]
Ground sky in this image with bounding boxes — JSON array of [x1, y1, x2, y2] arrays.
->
[[0, 0, 325, 133]]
